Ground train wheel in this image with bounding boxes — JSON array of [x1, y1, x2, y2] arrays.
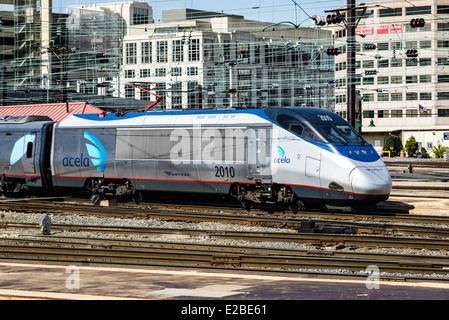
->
[[90, 194, 102, 205], [289, 198, 304, 214]]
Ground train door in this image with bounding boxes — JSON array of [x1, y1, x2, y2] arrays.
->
[[305, 152, 322, 192], [20, 132, 36, 175], [247, 127, 271, 181]]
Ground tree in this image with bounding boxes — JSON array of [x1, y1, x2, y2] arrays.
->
[[432, 140, 449, 158], [383, 137, 402, 157], [405, 136, 418, 157]]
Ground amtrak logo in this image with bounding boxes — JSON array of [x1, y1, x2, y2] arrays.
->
[[84, 132, 107, 172], [10, 133, 36, 165], [274, 146, 290, 164]]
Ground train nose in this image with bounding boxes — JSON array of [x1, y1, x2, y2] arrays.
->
[[350, 166, 392, 198]]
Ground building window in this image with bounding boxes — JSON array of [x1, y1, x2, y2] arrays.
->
[[141, 42, 152, 64], [437, 40, 449, 48], [391, 42, 402, 50], [379, 8, 402, 17], [171, 67, 182, 77], [419, 58, 431, 66], [155, 68, 166, 77], [172, 40, 183, 62], [406, 92, 418, 100], [420, 74, 431, 83], [406, 6, 431, 15], [378, 110, 389, 118], [362, 93, 374, 101], [133, 7, 149, 25], [406, 109, 418, 117], [438, 75, 449, 83], [125, 70, 135, 78], [406, 41, 417, 49], [378, 59, 389, 68], [391, 110, 403, 117], [126, 43, 137, 64], [204, 40, 214, 61], [362, 60, 374, 68], [363, 110, 374, 118], [391, 76, 402, 84], [189, 39, 200, 61], [437, 57, 449, 65], [187, 67, 198, 76], [438, 109, 449, 116], [378, 93, 389, 101], [390, 58, 402, 67], [420, 92, 431, 100], [438, 23, 449, 31], [377, 43, 389, 50], [420, 40, 431, 49], [437, 5, 449, 14], [363, 77, 374, 85], [391, 93, 402, 101], [406, 75, 418, 83], [125, 85, 135, 98], [157, 41, 168, 63], [437, 92, 449, 100], [406, 58, 418, 67], [156, 83, 166, 108], [378, 76, 389, 84], [171, 82, 182, 109], [140, 68, 150, 78]]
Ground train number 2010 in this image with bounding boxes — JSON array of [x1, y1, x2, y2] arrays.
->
[[215, 166, 235, 178]]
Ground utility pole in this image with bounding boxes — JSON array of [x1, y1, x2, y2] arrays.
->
[[346, 0, 356, 128], [313, 2, 366, 128]]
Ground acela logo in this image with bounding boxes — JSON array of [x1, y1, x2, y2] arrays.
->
[[10, 133, 36, 166], [274, 146, 290, 164], [62, 132, 107, 173], [84, 131, 107, 172]]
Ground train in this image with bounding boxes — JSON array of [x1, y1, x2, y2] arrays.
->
[[0, 107, 392, 212]]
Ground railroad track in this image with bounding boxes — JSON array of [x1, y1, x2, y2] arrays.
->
[[1, 231, 449, 283], [2, 195, 449, 283], [2, 199, 449, 238]]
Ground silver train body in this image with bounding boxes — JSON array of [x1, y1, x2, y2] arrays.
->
[[0, 107, 392, 210]]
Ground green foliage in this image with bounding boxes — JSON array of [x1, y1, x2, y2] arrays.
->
[[405, 136, 418, 157], [432, 140, 449, 158], [383, 137, 403, 157]]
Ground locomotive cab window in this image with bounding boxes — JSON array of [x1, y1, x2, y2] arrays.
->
[[276, 114, 326, 142], [317, 124, 366, 145], [26, 142, 33, 158]]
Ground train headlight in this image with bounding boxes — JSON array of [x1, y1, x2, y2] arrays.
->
[[328, 181, 344, 192]]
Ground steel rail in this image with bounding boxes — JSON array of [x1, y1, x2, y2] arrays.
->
[[0, 240, 448, 283], [3, 222, 449, 251]]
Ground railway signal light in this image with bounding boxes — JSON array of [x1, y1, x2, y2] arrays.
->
[[364, 69, 378, 75], [324, 48, 340, 56], [363, 43, 376, 50], [311, 14, 326, 26], [406, 49, 418, 58], [326, 13, 344, 24], [410, 18, 425, 28]]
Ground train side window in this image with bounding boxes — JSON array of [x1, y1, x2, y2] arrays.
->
[[26, 142, 33, 158], [276, 114, 325, 142], [277, 114, 304, 136]]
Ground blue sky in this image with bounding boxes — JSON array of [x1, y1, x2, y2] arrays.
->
[[2, 0, 348, 27]]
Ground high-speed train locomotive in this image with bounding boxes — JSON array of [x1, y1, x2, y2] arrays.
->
[[0, 107, 392, 212]]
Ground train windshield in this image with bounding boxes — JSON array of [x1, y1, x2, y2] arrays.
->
[[317, 124, 366, 145]]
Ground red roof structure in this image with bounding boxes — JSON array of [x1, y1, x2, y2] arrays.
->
[[0, 102, 105, 121]]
